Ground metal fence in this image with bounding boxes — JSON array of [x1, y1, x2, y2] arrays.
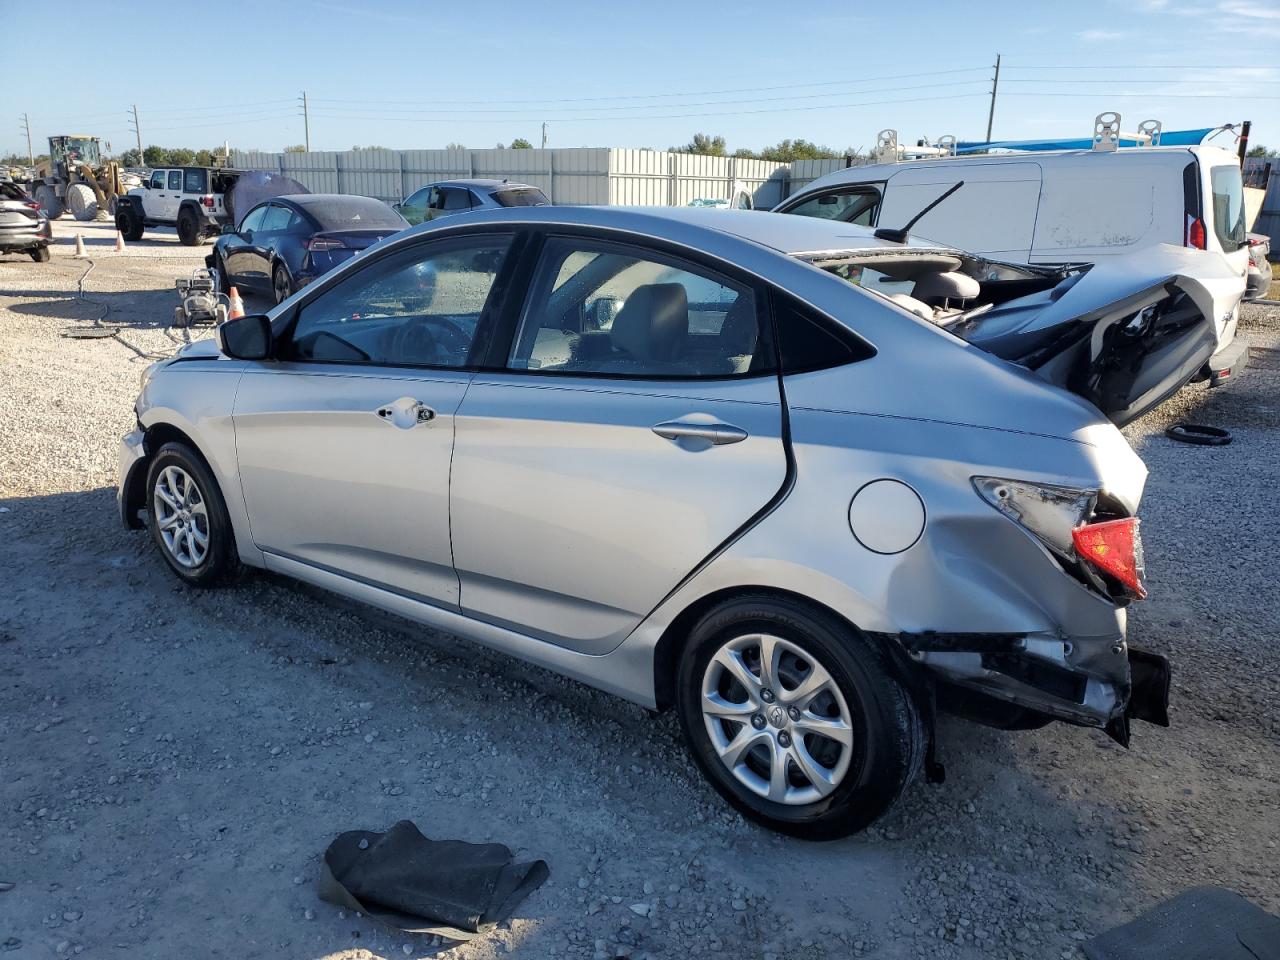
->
[[231, 147, 805, 208]]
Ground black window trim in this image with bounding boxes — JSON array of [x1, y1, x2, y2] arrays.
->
[[485, 227, 779, 383], [271, 229, 524, 373]]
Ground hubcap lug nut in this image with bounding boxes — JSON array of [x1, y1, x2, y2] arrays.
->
[[777, 731, 791, 748], [761, 688, 775, 704], [751, 713, 766, 730], [788, 706, 800, 721]]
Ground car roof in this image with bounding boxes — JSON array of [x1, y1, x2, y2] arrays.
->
[[402, 205, 955, 258], [424, 178, 538, 191], [282, 193, 390, 208]]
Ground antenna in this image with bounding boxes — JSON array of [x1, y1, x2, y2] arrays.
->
[[873, 181, 965, 244]]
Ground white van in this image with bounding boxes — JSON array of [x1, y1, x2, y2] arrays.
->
[[774, 128, 1251, 381]]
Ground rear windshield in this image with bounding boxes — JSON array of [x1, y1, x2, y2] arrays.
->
[[0, 182, 28, 201], [1210, 165, 1246, 253], [303, 197, 406, 231], [491, 187, 549, 208]]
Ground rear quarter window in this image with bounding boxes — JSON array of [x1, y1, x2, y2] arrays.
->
[[773, 292, 875, 374], [491, 187, 549, 207]]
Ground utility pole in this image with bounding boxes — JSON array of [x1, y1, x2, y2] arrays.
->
[[541, 121, 547, 149], [985, 53, 1002, 143], [19, 113, 33, 165], [300, 91, 310, 152], [129, 105, 142, 162]]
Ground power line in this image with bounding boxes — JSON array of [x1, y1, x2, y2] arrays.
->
[[1000, 90, 1280, 100], [308, 66, 992, 107], [309, 91, 989, 125]]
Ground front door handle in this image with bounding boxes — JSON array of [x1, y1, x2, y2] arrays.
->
[[375, 397, 436, 429], [652, 419, 748, 445]]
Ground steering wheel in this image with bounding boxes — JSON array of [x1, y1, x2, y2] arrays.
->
[[389, 316, 471, 364]]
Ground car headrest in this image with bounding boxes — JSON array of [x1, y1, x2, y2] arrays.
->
[[912, 270, 981, 305], [611, 283, 688, 361], [719, 296, 757, 356]]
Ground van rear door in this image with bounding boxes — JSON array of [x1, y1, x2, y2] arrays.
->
[[877, 162, 1042, 261]]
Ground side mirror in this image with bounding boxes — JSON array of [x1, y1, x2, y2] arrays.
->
[[220, 223, 238, 235], [391, 202, 403, 212], [216, 313, 273, 360]]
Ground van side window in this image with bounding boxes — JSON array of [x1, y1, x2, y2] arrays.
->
[[1209, 165, 1246, 253], [784, 188, 880, 226]]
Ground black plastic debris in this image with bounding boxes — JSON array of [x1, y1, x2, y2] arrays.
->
[[1165, 423, 1232, 446], [1085, 886, 1280, 960], [318, 820, 549, 942]]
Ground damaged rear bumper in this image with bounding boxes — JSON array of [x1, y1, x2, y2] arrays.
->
[[902, 629, 1170, 741]]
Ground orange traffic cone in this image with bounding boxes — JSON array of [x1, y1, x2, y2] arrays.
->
[[73, 233, 86, 258], [114, 230, 126, 253], [227, 286, 245, 320]]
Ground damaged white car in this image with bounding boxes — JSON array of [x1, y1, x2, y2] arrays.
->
[[120, 208, 1212, 838]]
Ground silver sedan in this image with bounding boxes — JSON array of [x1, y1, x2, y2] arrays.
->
[[119, 207, 1188, 838]]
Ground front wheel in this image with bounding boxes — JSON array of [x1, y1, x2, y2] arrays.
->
[[145, 442, 242, 587], [116, 206, 144, 242], [675, 595, 923, 840]]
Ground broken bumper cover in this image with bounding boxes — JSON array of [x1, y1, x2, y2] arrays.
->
[[118, 428, 147, 529], [902, 630, 1170, 738], [1206, 336, 1249, 388]]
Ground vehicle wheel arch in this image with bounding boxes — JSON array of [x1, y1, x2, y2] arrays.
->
[[651, 585, 907, 713], [124, 422, 218, 519]]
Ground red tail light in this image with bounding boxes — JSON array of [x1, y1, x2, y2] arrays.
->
[[307, 236, 347, 252], [1185, 216, 1206, 249], [1072, 518, 1146, 600], [24, 200, 40, 210]]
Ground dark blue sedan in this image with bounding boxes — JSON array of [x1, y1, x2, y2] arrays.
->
[[209, 194, 408, 304]]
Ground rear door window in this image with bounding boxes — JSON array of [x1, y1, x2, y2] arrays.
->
[[183, 169, 208, 193], [441, 187, 472, 211], [1210, 164, 1246, 253], [167, 170, 182, 191]]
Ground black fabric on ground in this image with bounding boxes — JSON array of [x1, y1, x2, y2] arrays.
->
[[1084, 886, 1280, 960], [318, 820, 549, 941]]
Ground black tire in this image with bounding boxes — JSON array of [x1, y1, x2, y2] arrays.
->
[[214, 253, 231, 294], [29, 245, 51, 263], [116, 206, 144, 242], [177, 208, 202, 246], [145, 441, 242, 587], [272, 261, 294, 304], [675, 594, 923, 840]]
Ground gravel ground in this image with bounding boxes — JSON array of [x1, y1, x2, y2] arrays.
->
[[2, 218, 1278, 960]]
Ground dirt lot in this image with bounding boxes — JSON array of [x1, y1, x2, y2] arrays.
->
[[2, 218, 1279, 960]]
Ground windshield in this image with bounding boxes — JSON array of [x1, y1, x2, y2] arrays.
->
[[1210, 164, 1246, 254], [304, 197, 407, 231], [491, 186, 549, 207], [60, 138, 101, 165]]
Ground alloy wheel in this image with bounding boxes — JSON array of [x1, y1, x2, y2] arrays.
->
[[700, 633, 855, 805], [273, 268, 290, 304], [152, 465, 209, 568]]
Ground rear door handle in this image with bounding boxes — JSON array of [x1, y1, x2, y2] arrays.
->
[[652, 419, 748, 445]]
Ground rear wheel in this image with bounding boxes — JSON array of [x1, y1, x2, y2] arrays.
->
[[35, 185, 64, 220], [272, 262, 293, 304], [177, 208, 202, 246], [29, 246, 51, 263], [145, 442, 242, 587], [676, 595, 922, 839]]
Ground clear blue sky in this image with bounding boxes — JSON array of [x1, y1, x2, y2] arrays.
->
[[2, 0, 1277, 158]]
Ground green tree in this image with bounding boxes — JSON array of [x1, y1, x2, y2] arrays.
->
[[119, 148, 142, 166], [673, 133, 726, 156], [283, 144, 308, 153], [757, 139, 846, 162], [446, 142, 466, 151], [143, 145, 170, 166], [510, 138, 533, 149], [167, 148, 195, 165], [1247, 144, 1277, 158]]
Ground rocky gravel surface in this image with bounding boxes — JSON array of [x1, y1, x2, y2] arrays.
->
[[2, 220, 1278, 959]]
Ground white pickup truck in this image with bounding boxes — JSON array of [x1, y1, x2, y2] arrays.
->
[[114, 166, 241, 246]]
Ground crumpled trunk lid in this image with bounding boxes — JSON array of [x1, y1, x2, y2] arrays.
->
[[949, 246, 1236, 425]]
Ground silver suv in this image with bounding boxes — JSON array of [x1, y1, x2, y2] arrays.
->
[[119, 207, 1183, 838]]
